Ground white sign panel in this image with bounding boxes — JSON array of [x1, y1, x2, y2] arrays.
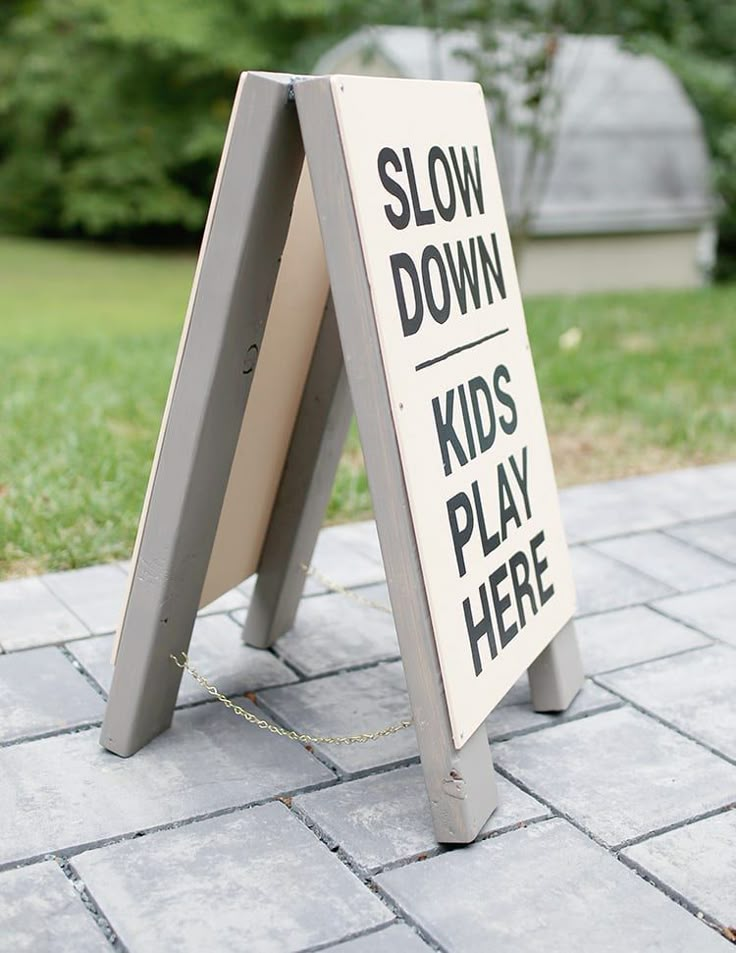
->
[[329, 75, 576, 747]]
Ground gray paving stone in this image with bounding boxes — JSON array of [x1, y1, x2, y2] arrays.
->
[[561, 465, 736, 546], [597, 644, 736, 761], [623, 809, 736, 928], [325, 924, 431, 952], [229, 577, 351, 628], [261, 661, 417, 777], [230, 606, 250, 628], [294, 764, 547, 873], [303, 523, 385, 596], [329, 519, 384, 565], [0, 576, 88, 651], [235, 574, 256, 601], [276, 583, 398, 677], [41, 564, 127, 635], [654, 581, 736, 646], [73, 802, 392, 953], [574, 605, 712, 675], [486, 677, 620, 739], [644, 463, 736, 522], [0, 703, 331, 866], [0, 646, 105, 744], [68, 613, 296, 705], [375, 818, 727, 953], [591, 532, 736, 592], [229, 526, 385, 615], [571, 546, 674, 616], [493, 707, 736, 847], [264, 666, 615, 778], [198, 585, 249, 615], [667, 515, 736, 565], [0, 861, 110, 953], [561, 481, 679, 545]]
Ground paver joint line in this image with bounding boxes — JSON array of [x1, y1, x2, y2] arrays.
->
[[0, 766, 350, 875], [590, 671, 736, 768], [645, 601, 715, 636], [57, 643, 110, 702], [292, 922, 408, 953], [364, 881, 450, 953], [612, 801, 736, 852], [58, 856, 127, 952], [580, 541, 680, 595], [495, 727, 731, 857], [590, 642, 714, 678], [616, 852, 731, 942], [37, 576, 96, 632], [491, 763, 613, 852], [1, 464, 736, 951]]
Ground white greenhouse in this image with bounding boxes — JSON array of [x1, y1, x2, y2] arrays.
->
[[316, 27, 714, 295]]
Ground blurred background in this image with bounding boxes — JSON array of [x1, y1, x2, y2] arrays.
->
[[1, 0, 735, 579]]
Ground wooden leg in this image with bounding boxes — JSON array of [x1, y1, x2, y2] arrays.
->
[[100, 73, 303, 758], [243, 298, 353, 649], [527, 619, 584, 712]]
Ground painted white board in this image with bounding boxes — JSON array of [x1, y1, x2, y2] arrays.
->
[[324, 75, 575, 747]]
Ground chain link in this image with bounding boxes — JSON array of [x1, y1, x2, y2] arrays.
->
[[171, 652, 413, 745], [171, 564, 409, 744], [300, 563, 391, 613]]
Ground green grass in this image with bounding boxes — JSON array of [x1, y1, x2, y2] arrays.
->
[[1, 236, 735, 578], [526, 288, 736, 485]]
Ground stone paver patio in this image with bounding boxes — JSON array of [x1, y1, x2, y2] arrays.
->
[[1, 462, 735, 951]]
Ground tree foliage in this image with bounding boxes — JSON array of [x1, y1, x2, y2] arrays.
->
[[445, 0, 736, 277], [1, 0, 734, 274], [0, 0, 417, 241]]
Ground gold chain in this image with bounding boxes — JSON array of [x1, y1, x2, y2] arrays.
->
[[171, 652, 413, 745], [171, 565, 408, 744], [300, 563, 391, 613]]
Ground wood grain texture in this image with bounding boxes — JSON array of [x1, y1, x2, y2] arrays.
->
[[295, 76, 497, 843], [101, 72, 303, 757], [242, 297, 353, 649]]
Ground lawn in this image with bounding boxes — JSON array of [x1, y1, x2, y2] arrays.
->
[[1, 236, 735, 578]]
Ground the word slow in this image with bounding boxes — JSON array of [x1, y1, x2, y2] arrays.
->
[[377, 144, 508, 337]]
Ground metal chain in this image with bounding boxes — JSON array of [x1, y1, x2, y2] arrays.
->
[[170, 564, 408, 744], [171, 652, 413, 745], [300, 563, 391, 613]]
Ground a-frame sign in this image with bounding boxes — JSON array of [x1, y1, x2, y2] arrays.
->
[[101, 71, 584, 844]]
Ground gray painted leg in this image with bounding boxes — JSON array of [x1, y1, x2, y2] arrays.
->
[[100, 73, 303, 758], [243, 298, 353, 650], [527, 619, 585, 712]]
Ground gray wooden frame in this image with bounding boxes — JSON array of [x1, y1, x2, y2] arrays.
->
[[101, 72, 304, 758], [102, 71, 583, 846], [295, 77, 499, 843]]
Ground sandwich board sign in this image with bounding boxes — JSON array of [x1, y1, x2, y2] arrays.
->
[[102, 71, 583, 844]]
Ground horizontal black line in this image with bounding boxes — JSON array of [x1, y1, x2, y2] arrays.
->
[[415, 327, 510, 371]]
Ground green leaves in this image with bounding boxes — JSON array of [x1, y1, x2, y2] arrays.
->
[[0, 0, 429, 240], [0, 0, 336, 240]]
